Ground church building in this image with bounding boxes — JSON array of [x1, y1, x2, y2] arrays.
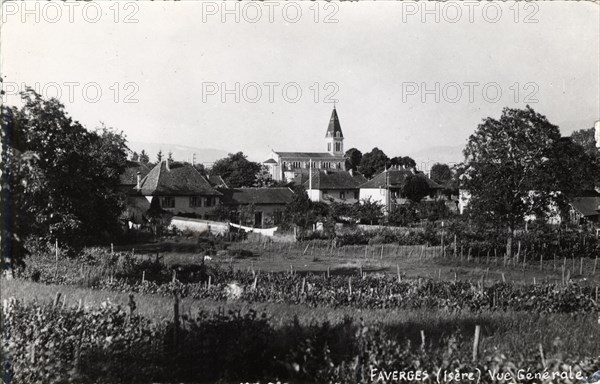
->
[[263, 107, 347, 182]]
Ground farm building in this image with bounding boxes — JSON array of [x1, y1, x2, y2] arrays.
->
[[132, 160, 222, 218], [567, 191, 600, 227], [304, 169, 367, 204], [220, 187, 295, 228], [263, 107, 347, 182], [359, 167, 444, 211]]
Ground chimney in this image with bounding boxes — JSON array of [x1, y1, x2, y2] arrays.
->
[[165, 158, 170, 171], [136, 172, 141, 189]]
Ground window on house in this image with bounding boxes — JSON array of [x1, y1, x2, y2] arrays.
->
[[161, 196, 175, 208], [189, 196, 202, 207], [335, 142, 341, 152], [340, 191, 345, 200], [354, 191, 359, 200], [327, 143, 331, 152], [205, 197, 214, 207]]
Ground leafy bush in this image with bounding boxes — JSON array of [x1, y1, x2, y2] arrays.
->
[[3, 299, 599, 384]]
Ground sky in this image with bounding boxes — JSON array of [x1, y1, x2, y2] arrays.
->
[[2, 1, 599, 164]]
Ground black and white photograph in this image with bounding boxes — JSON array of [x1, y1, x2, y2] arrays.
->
[[1, 1, 599, 383]]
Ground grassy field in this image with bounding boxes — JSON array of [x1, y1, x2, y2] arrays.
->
[[115, 239, 600, 286]]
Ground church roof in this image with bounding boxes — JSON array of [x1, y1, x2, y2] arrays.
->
[[263, 158, 277, 164], [274, 151, 344, 159], [325, 107, 343, 138]]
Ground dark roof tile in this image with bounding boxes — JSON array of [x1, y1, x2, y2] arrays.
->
[[221, 187, 295, 205], [303, 170, 367, 190], [360, 169, 442, 189], [138, 161, 221, 196], [119, 161, 150, 185]]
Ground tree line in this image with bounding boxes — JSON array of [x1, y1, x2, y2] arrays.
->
[[2, 89, 598, 271]]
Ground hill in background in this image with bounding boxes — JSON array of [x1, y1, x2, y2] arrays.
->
[[128, 141, 228, 165]]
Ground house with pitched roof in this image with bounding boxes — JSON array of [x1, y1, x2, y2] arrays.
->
[[134, 160, 222, 217], [303, 169, 367, 204], [263, 107, 347, 182], [359, 167, 444, 211], [567, 191, 600, 227], [220, 187, 295, 227]]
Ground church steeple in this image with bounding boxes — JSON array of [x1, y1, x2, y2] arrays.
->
[[326, 105, 343, 139], [325, 106, 344, 155]]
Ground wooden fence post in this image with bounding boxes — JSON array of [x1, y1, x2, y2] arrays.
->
[[454, 235, 457, 257], [348, 277, 352, 296], [54, 240, 59, 279], [173, 294, 179, 350], [54, 292, 62, 307], [397, 264, 401, 283], [142, 270, 145, 284], [420, 330, 426, 351], [472, 325, 481, 362], [172, 270, 177, 283], [538, 343, 546, 368], [580, 258, 583, 276]]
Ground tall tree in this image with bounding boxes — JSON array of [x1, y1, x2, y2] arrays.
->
[[139, 150, 150, 164], [390, 156, 417, 169], [571, 127, 599, 161], [402, 175, 430, 203], [210, 152, 261, 188], [461, 106, 596, 257], [167, 151, 174, 162], [359, 147, 389, 178], [254, 165, 275, 188], [430, 163, 452, 186], [344, 148, 363, 171], [1, 89, 128, 265], [131, 151, 139, 162], [156, 150, 163, 163]]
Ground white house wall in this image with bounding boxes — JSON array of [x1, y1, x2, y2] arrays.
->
[[360, 188, 387, 206]]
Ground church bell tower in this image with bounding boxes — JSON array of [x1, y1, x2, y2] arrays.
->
[[325, 106, 344, 155]]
